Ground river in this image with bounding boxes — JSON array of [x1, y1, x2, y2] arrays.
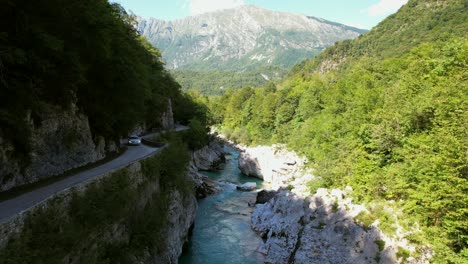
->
[[179, 146, 265, 264]]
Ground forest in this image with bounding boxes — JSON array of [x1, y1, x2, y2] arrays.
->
[[206, 0, 467, 262], [0, 0, 207, 158], [172, 65, 287, 95]]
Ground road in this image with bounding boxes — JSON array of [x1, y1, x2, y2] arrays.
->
[[0, 125, 188, 224]]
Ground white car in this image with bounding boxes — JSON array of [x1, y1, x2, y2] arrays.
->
[[127, 136, 141, 146]]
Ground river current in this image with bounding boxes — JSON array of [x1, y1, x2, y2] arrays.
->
[[179, 146, 265, 264]]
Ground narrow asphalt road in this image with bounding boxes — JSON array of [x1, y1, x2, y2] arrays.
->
[[0, 125, 188, 224]]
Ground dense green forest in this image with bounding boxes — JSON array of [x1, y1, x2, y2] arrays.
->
[[172, 66, 287, 95], [0, 0, 205, 158], [206, 0, 467, 262]]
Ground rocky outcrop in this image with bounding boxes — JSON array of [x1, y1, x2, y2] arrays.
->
[[189, 140, 226, 198], [160, 99, 175, 130], [238, 145, 305, 189], [0, 105, 116, 192], [187, 163, 218, 198], [192, 141, 226, 171], [162, 189, 197, 263], [252, 189, 393, 264]]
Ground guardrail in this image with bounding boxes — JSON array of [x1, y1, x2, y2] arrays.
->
[[141, 138, 166, 148]]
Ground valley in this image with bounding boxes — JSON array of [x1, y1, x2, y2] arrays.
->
[[0, 0, 466, 263]]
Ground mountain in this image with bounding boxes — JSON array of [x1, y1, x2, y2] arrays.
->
[[137, 5, 366, 94], [289, 0, 468, 76]]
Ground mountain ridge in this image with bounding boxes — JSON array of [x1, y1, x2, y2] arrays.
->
[[137, 5, 367, 94], [138, 5, 366, 70]]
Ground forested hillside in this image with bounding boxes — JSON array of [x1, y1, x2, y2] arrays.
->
[[172, 66, 287, 95], [207, 0, 467, 262], [0, 0, 202, 158]]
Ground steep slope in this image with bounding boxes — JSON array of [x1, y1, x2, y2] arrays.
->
[[208, 0, 467, 262], [290, 0, 467, 75], [137, 5, 366, 94], [0, 0, 203, 191]]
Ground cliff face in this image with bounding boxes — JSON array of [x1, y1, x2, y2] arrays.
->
[[0, 105, 116, 192], [238, 145, 306, 189], [190, 140, 226, 198], [160, 99, 175, 130], [0, 143, 199, 263], [0, 138, 226, 263], [252, 189, 389, 264]]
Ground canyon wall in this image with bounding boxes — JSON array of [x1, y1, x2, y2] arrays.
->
[[0, 105, 117, 192]]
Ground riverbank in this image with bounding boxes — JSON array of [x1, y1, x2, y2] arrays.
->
[[227, 140, 431, 264]]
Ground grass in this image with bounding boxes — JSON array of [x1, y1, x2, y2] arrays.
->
[[0, 148, 126, 202]]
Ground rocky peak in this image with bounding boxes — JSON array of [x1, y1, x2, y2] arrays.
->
[[137, 5, 366, 71]]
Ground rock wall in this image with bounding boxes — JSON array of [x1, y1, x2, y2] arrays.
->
[[0, 105, 116, 192], [189, 140, 226, 198], [0, 149, 198, 263], [161, 99, 175, 130], [192, 141, 225, 171], [252, 189, 394, 264], [238, 145, 306, 189]]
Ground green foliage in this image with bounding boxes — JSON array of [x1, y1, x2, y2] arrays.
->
[[0, 0, 185, 156], [290, 0, 468, 76], [306, 178, 328, 195], [375, 239, 386, 252], [172, 66, 288, 95], [208, 6, 468, 260], [0, 140, 193, 263], [183, 118, 211, 150], [397, 246, 411, 260]]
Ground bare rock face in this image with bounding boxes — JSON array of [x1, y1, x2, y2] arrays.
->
[[192, 141, 226, 171], [0, 106, 115, 192], [187, 162, 218, 198], [163, 189, 198, 263], [138, 5, 366, 72], [252, 189, 392, 264], [160, 99, 175, 130], [188, 140, 226, 198], [238, 145, 305, 189]]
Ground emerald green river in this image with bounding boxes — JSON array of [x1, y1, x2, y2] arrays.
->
[[179, 146, 265, 264]]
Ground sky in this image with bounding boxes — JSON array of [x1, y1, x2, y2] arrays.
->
[[113, 0, 408, 30]]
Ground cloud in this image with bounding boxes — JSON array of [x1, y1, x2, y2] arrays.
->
[[187, 0, 244, 15], [366, 0, 408, 17]]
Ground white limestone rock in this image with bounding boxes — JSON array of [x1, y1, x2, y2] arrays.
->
[[251, 189, 399, 264], [237, 182, 257, 191], [238, 145, 306, 189]]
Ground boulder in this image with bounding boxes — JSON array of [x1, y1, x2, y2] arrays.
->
[[238, 152, 263, 178], [237, 182, 257, 191], [237, 145, 306, 189], [255, 190, 278, 204], [186, 163, 218, 198]]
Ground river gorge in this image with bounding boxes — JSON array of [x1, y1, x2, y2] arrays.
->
[[180, 146, 265, 264], [180, 141, 429, 264]]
